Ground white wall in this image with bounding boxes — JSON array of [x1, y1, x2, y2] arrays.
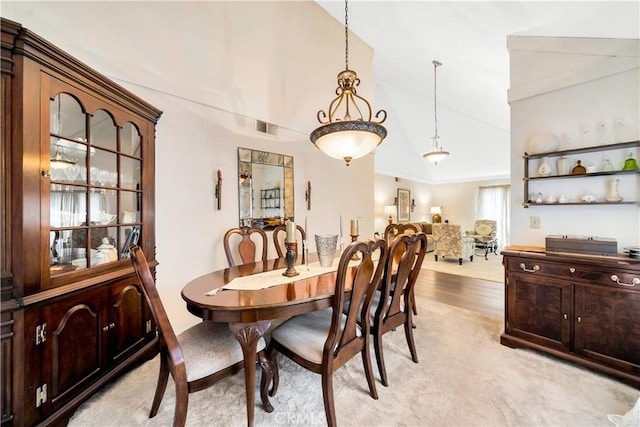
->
[[3, 1, 377, 333], [508, 36, 640, 250]]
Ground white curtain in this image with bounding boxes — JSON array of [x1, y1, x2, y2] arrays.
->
[[477, 185, 510, 248]]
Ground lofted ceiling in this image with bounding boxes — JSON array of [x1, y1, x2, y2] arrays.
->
[[315, 1, 639, 184]]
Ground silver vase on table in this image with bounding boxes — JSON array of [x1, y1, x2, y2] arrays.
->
[[315, 234, 338, 267]]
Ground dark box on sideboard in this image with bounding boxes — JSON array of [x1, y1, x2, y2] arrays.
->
[[545, 235, 618, 257]]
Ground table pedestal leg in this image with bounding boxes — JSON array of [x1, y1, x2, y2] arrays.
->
[[229, 320, 271, 427]]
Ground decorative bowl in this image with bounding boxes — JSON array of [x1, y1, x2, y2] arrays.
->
[[528, 132, 560, 154]]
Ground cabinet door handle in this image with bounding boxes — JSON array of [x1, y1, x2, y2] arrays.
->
[[610, 275, 639, 287], [102, 325, 109, 332], [109, 322, 115, 329], [569, 267, 575, 273], [577, 316, 582, 323], [519, 263, 540, 273], [563, 313, 568, 320]]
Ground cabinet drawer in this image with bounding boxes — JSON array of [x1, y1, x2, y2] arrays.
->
[[507, 257, 573, 279], [507, 257, 640, 290]]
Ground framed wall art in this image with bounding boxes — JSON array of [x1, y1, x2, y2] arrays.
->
[[397, 188, 411, 222]]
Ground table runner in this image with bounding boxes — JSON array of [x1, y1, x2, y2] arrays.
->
[[205, 258, 341, 295]]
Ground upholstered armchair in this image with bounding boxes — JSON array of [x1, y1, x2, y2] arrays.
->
[[466, 219, 497, 242], [465, 219, 498, 258], [432, 223, 474, 265]]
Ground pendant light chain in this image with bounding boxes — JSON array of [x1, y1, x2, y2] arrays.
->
[[423, 60, 449, 164], [433, 60, 438, 140], [344, 0, 349, 71]]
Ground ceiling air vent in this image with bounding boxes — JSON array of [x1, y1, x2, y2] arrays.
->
[[255, 120, 278, 137]]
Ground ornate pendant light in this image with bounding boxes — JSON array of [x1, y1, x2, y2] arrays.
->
[[423, 60, 449, 165], [310, 0, 387, 166]]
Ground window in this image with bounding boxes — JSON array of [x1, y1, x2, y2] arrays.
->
[[477, 185, 510, 248]]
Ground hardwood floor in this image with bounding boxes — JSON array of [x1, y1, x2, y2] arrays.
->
[[414, 269, 504, 319]]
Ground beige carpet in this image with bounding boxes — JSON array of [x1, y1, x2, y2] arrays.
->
[[68, 298, 638, 426], [422, 248, 504, 283]]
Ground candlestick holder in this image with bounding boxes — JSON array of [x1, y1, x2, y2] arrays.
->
[[350, 234, 360, 260], [282, 241, 299, 277]]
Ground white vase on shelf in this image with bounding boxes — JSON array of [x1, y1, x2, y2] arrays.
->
[[538, 157, 552, 176], [556, 156, 569, 175], [606, 178, 622, 202]]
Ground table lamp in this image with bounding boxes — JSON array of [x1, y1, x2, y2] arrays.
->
[[384, 205, 396, 224], [430, 206, 442, 223]]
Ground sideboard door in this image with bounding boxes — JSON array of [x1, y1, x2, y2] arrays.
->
[[574, 283, 640, 376], [506, 272, 572, 351]]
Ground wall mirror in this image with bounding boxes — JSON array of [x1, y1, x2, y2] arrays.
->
[[238, 147, 294, 229]]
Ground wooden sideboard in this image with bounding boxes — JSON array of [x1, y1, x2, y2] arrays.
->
[[501, 248, 640, 388], [1, 18, 162, 425]]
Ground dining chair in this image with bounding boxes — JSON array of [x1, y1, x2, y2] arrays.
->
[[129, 245, 269, 427], [371, 232, 427, 387], [383, 222, 418, 242], [383, 222, 420, 315], [223, 226, 268, 267], [272, 223, 306, 259], [263, 239, 389, 427]]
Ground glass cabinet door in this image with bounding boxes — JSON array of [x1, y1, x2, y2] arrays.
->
[[49, 93, 143, 278]]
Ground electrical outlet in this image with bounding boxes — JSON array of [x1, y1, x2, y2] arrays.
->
[[530, 216, 540, 229]]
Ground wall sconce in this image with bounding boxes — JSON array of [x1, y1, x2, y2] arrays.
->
[[384, 205, 396, 224], [215, 169, 222, 210], [305, 180, 311, 210], [430, 206, 442, 223], [410, 198, 416, 212]]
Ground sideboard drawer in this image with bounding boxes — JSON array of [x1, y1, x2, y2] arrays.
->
[[507, 257, 571, 279], [507, 257, 640, 289]]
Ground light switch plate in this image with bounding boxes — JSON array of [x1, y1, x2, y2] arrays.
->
[[530, 216, 540, 229]]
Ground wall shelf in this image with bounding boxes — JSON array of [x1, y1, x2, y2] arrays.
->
[[523, 140, 640, 208]]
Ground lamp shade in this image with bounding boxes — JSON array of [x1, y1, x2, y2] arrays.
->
[[423, 149, 449, 165], [311, 121, 387, 165]]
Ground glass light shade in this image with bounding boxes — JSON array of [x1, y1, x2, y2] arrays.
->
[[311, 121, 387, 166], [423, 149, 449, 165], [50, 149, 75, 169]]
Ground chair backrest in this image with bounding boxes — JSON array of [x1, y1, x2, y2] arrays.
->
[[377, 232, 427, 322], [272, 224, 307, 259], [383, 223, 418, 242], [326, 239, 388, 365], [432, 223, 464, 250], [129, 245, 184, 370], [473, 219, 497, 238], [223, 226, 268, 267]]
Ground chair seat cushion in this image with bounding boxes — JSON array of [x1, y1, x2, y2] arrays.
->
[[179, 320, 266, 382], [271, 309, 358, 365]]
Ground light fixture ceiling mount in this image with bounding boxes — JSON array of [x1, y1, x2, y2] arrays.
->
[[310, 0, 387, 166], [423, 60, 449, 165]]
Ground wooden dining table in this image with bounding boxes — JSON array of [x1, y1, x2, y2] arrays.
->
[[181, 255, 354, 427]]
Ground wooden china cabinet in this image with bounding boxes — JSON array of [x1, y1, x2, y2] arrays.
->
[[1, 18, 162, 425]]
